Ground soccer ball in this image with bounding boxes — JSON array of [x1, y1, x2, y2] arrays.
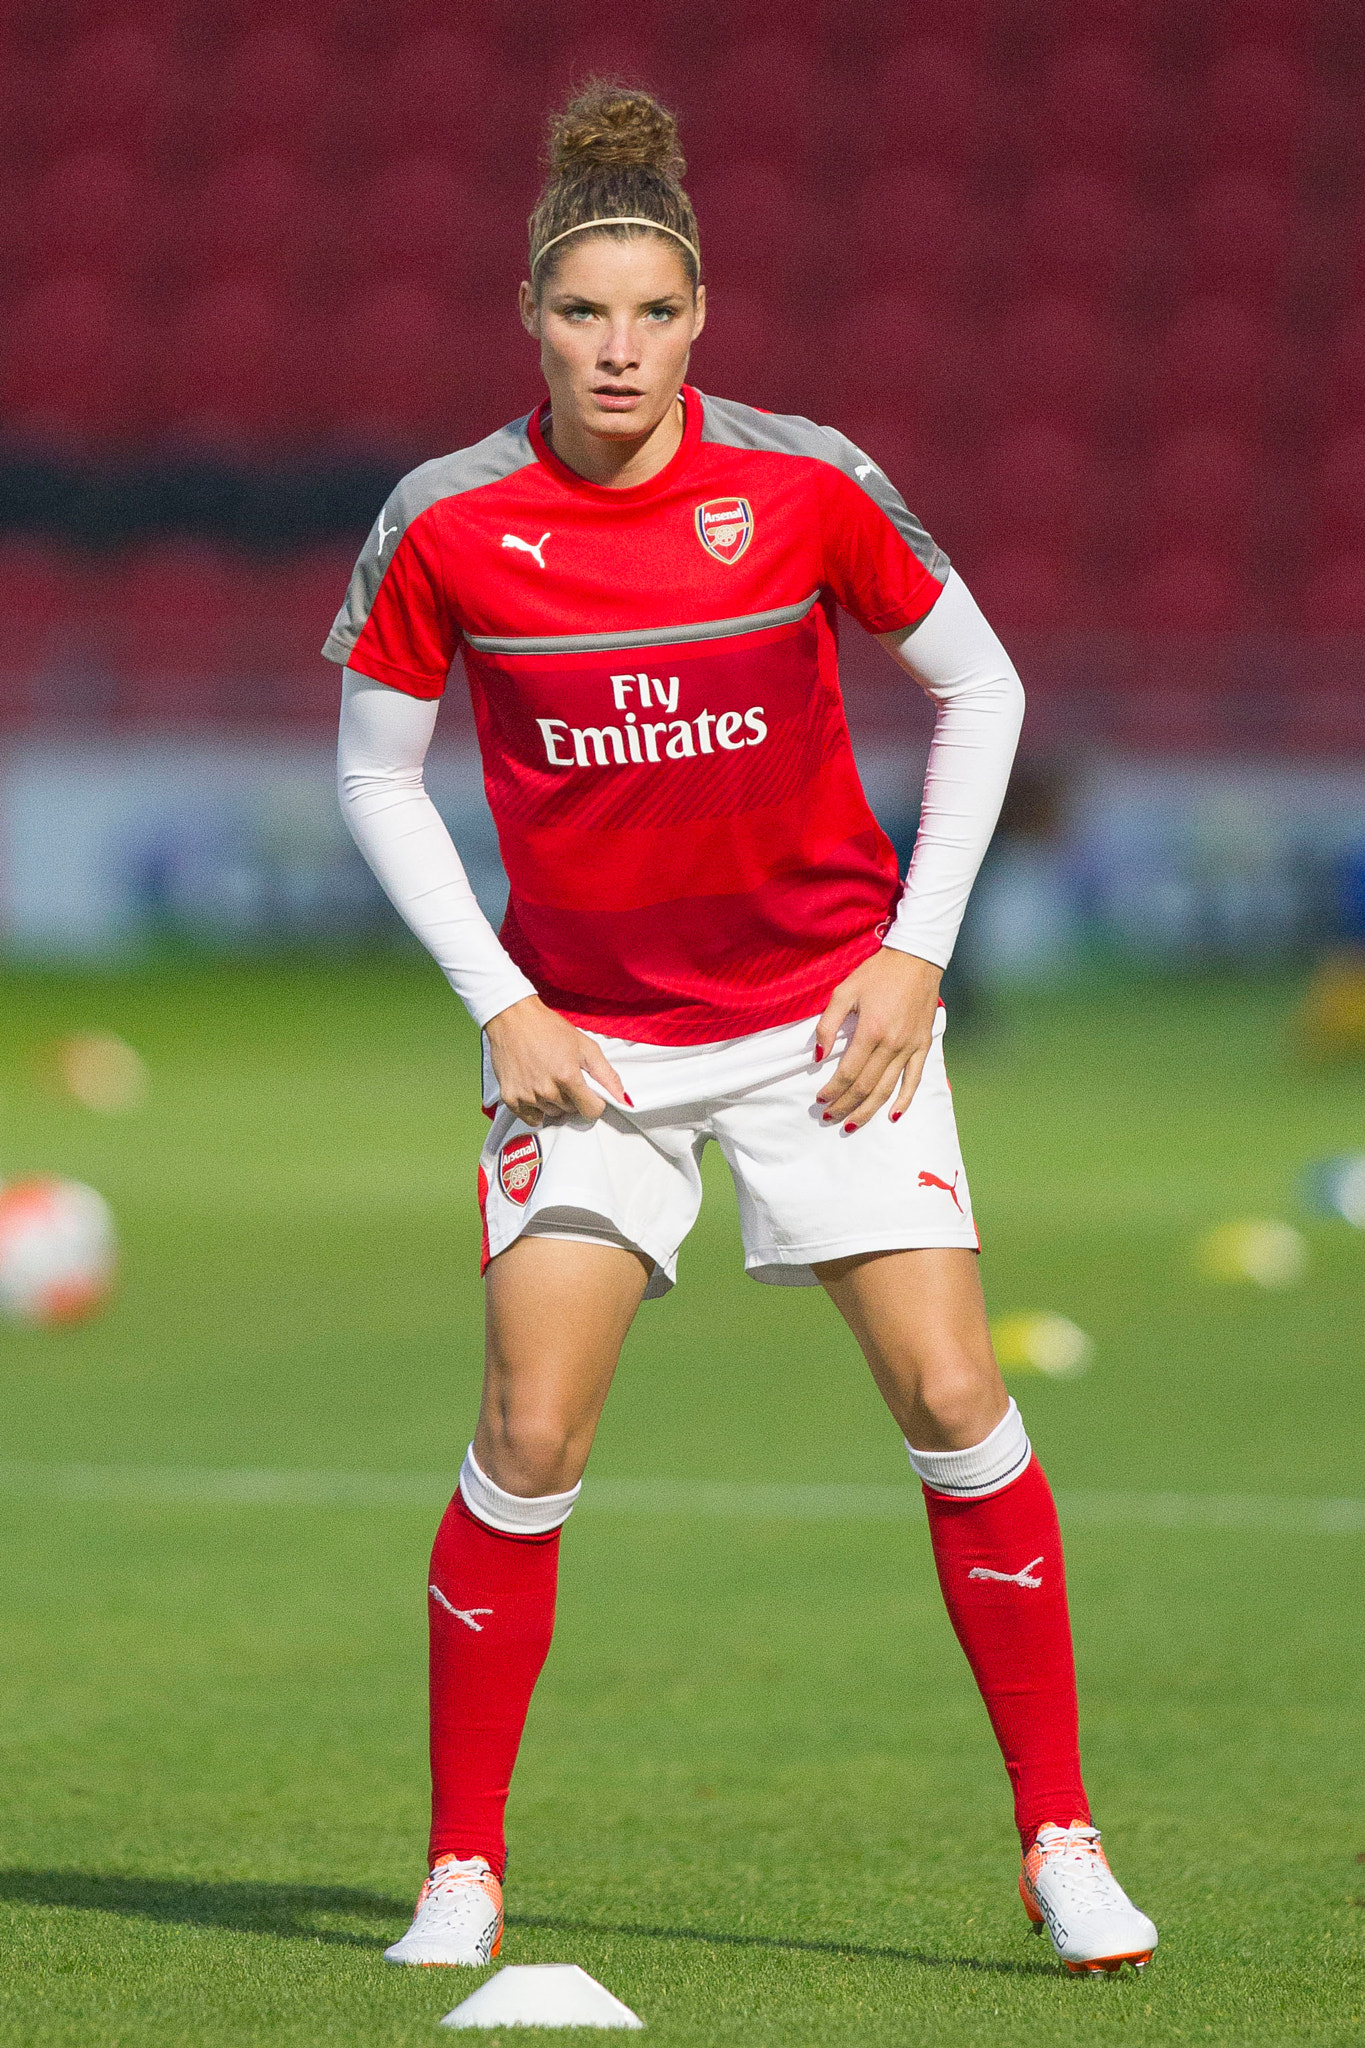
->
[[0, 1177, 118, 1326]]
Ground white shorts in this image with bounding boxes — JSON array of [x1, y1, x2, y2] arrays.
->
[[477, 1007, 978, 1301]]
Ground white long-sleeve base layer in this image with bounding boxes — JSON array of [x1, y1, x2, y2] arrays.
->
[[336, 569, 1024, 1030]]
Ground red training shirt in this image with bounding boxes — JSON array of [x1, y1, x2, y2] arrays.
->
[[325, 386, 948, 1044]]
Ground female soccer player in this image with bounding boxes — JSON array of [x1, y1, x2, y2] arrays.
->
[[328, 84, 1157, 1977]]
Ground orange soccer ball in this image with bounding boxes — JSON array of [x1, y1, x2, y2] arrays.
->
[[0, 1176, 118, 1327]]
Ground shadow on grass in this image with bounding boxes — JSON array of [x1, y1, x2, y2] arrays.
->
[[0, 1868, 407, 1948], [0, 1870, 1059, 1978], [510, 1913, 1057, 1980]]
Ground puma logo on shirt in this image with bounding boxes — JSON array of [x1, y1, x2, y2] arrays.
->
[[502, 531, 551, 568]]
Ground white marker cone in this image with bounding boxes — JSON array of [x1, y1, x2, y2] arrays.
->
[[441, 1963, 644, 2030]]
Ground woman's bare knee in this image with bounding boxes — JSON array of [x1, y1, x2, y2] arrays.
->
[[476, 1237, 653, 1498], [475, 1411, 585, 1497], [908, 1353, 1007, 1450]]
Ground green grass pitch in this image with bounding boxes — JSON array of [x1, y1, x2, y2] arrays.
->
[[0, 956, 1362, 2046]]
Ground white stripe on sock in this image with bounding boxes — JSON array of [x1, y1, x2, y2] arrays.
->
[[458, 1444, 580, 1535], [904, 1398, 1032, 1499]]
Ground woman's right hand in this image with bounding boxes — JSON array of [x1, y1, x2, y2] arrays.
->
[[483, 995, 631, 1127]]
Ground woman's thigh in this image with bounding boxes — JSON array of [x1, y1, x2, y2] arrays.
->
[[815, 1245, 1008, 1451], [474, 1234, 653, 1495]]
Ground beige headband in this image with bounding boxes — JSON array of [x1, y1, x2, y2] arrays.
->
[[531, 216, 701, 273]]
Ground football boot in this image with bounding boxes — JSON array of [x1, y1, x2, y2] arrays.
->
[[383, 1853, 503, 1966], [1021, 1822, 1157, 1974]]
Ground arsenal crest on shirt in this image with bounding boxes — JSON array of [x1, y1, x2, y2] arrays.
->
[[695, 496, 753, 564], [498, 1131, 542, 1206]]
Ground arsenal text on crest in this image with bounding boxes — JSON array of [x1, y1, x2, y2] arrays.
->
[[695, 497, 754, 565]]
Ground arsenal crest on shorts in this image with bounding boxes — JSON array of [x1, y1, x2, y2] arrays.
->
[[695, 496, 753, 565], [498, 1132, 542, 1206]]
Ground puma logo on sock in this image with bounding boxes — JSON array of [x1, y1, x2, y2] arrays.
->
[[968, 1555, 1044, 1588], [430, 1584, 494, 1630]]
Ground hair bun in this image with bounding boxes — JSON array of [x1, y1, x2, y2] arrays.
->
[[548, 82, 685, 183]]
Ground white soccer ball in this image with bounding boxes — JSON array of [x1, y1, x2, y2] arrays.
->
[[0, 1176, 118, 1326]]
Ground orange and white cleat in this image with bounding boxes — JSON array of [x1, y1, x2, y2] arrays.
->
[[383, 1854, 503, 1966], [1020, 1823, 1157, 1974]]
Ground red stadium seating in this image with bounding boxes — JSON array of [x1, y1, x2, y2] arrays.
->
[[1224, 0, 1320, 48], [1, 1, 1363, 700], [543, 29, 670, 95], [872, 39, 984, 173], [823, 293, 944, 426], [362, 34, 511, 166], [0, 542, 89, 715], [686, 163, 808, 294], [689, 290, 816, 417], [1019, 172, 1137, 303], [967, 544, 1072, 635], [1326, 308, 1365, 430], [327, 281, 464, 453], [992, 297, 1118, 431], [1201, 44, 1310, 173], [177, 154, 322, 292], [1182, 174, 1295, 305], [1033, 39, 1150, 177], [110, 541, 252, 720], [47, 25, 175, 158], [687, 39, 818, 171], [1139, 429, 1257, 551], [24, 151, 167, 287], [1133, 552, 1243, 632], [852, 170, 971, 296], [213, 28, 329, 159], [158, 282, 321, 451], [1302, 555, 1365, 629], [1312, 429, 1365, 550], [49, 0, 184, 29], [979, 422, 1092, 552], [346, 156, 480, 280], [0, 273, 149, 447], [1145, 298, 1272, 436]]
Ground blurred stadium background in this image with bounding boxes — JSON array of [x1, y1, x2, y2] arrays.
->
[[2, 0, 1365, 971]]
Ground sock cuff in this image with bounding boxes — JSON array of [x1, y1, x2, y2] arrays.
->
[[905, 1397, 1032, 1499], [458, 1444, 581, 1535]]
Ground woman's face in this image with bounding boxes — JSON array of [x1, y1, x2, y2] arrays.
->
[[520, 234, 705, 450]]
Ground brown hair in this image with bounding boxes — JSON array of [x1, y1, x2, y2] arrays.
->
[[528, 81, 700, 291]]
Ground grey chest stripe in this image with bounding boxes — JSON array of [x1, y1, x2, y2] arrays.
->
[[464, 590, 822, 657]]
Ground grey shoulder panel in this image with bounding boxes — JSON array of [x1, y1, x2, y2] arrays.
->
[[322, 415, 538, 665], [696, 390, 949, 579]]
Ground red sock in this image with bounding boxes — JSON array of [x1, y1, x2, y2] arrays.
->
[[427, 1490, 560, 1876], [922, 1455, 1090, 1847]]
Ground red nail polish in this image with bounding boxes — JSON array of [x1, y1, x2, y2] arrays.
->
[[623, 1092, 635, 1107], [844, 1121, 857, 1134], [814, 1043, 825, 1060], [822, 1112, 833, 1122], [890, 1111, 901, 1122]]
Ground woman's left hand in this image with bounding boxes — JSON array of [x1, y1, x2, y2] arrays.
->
[[813, 948, 944, 1131]]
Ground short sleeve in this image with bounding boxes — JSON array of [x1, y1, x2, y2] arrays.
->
[[322, 499, 458, 700], [818, 448, 949, 638]]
